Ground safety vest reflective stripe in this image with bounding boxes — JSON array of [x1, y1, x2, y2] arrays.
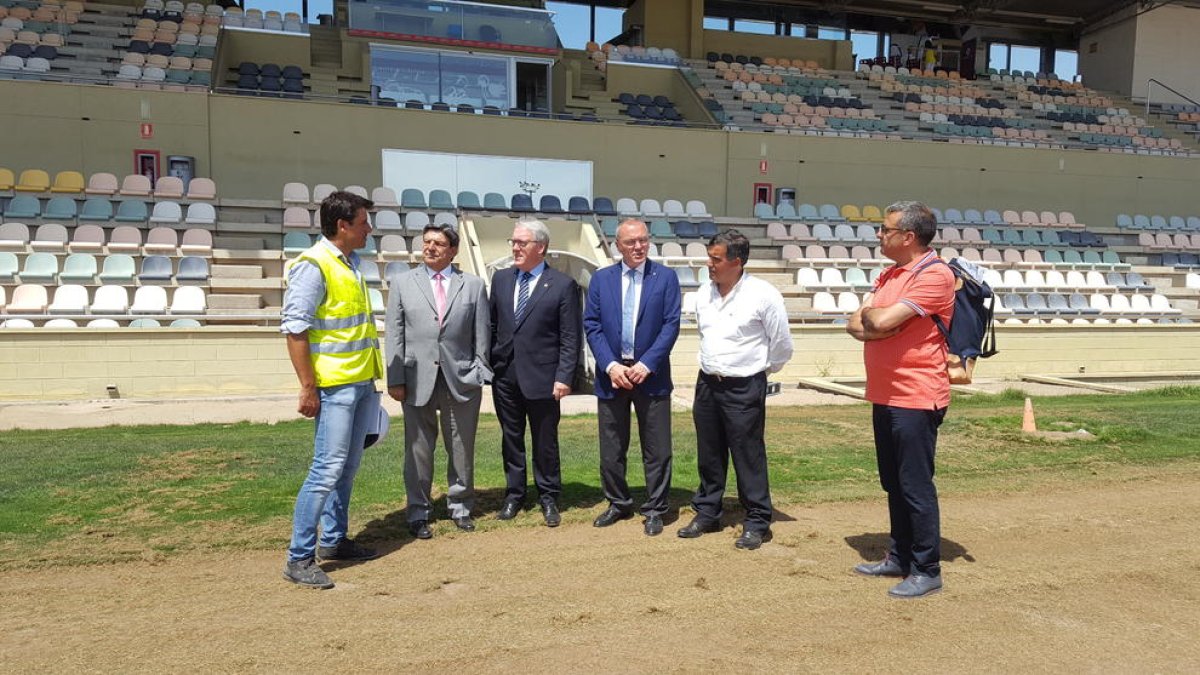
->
[[311, 313, 372, 331], [310, 336, 381, 354]]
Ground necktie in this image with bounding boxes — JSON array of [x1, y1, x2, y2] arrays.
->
[[515, 271, 532, 324], [621, 268, 637, 358], [433, 272, 446, 326]]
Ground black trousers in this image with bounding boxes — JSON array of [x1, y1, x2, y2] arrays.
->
[[597, 387, 673, 517], [690, 371, 773, 532], [492, 369, 561, 506], [872, 403, 947, 577]]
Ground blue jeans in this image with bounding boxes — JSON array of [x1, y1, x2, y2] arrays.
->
[[288, 381, 377, 562]]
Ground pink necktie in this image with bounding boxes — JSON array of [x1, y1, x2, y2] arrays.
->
[[434, 272, 447, 326]]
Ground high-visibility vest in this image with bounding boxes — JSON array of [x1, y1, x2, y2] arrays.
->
[[296, 242, 383, 387]]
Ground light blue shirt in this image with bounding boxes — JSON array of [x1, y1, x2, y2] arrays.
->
[[511, 260, 547, 311], [280, 237, 363, 335]]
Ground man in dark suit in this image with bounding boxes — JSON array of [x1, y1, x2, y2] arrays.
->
[[489, 218, 581, 527], [583, 218, 681, 536], [385, 223, 491, 540]]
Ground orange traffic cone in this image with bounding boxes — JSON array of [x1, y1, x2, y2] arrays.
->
[[1022, 397, 1037, 433]]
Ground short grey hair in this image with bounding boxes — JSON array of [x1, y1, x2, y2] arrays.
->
[[884, 201, 937, 246], [515, 218, 550, 247]]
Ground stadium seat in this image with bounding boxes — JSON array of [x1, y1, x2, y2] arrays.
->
[[432, 212, 456, 227], [282, 182, 310, 204], [184, 203, 217, 226], [371, 187, 399, 207], [91, 285, 130, 314], [138, 255, 174, 282], [480, 193, 506, 211], [567, 196, 591, 215], [170, 286, 207, 313], [15, 169, 50, 192], [374, 210, 403, 231], [404, 211, 430, 233], [87, 319, 122, 328], [131, 285, 169, 313], [180, 229, 213, 255], [539, 195, 565, 214], [456, 191, 482, 210], [144, 227, 179, 254], [48, 284, 89, 314], [154, 176, 185, 199], [78, 197, 114, 222], [30, 223, 68, 252], [19, 252, 58, 283], [312, 183, 337, 203], [176, 256, 209, 282], [4, 195, 40, 219], [511, 194, 535, 213], [120, 174, 153, 196], [401, 189, 427, 209], [428, 189, 455, 211], [593, 197, 617, 216], [149, 201, 184, 224], [283, 231, 311, 255], [186, 178, 217, 201], [59, 253, 98, 283], [7, 283, 48, 313], [114, 200, 149, 223]]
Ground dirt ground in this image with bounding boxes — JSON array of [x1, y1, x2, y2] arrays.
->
[[2, 464, 1198, 672]]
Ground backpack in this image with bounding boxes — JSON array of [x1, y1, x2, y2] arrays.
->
[[912, 256, 998, 384]]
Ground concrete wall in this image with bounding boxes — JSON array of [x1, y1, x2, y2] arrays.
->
[[1079, 6, 1138, 96], [4, 325, 1196, 401], [1131, 4, 1200, 104]]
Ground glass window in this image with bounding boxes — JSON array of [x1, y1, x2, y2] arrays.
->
[[704, 16, 730, 31], [440, 52, 510, 108], [818, 26, 845, 41], [547, 2, 591, 49], [1054, 49, 1078, 81], [593, 5, 624, 44], [734, 19, 775, 35], [1010, 45, 1040, 74], [850, 30, 880, 61], [371, 47, 440, 105]]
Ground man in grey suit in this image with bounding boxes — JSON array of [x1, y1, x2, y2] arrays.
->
[[385, 223, 491, 539]]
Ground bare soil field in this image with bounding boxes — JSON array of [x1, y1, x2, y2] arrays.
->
[[3, 464, 1197, 673]]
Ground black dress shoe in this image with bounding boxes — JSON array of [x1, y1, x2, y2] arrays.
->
[[593, 505, 633, 528], [542, 502, 561, 527], [452, 516, 476, 532], [734, 529, 771, 550], [497, 501, 521, 521], [643, 514, 664, 536], [676, 517, 721, 538], [408, 520, 432, 540]]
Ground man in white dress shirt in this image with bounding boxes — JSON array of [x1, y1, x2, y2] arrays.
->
[[677, 229, 793, 550]]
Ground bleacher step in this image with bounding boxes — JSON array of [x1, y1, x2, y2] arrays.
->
[[207, 294, 265, 310], [211, 264, 265, 280], [210, 278, 285, 290]]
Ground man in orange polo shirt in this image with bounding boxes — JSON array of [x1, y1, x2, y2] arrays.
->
[[847, 201, 955, 599]]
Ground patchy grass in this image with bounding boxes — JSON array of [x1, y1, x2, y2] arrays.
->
[[1, 389, 1198, 570]]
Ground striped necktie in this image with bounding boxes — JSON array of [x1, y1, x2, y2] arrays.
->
[[514, 270, 532, 324]]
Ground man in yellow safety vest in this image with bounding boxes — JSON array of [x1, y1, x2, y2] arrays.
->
[[281, 190, 384, 590]]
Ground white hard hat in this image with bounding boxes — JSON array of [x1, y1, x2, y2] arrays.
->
[[364, 402, 390, 448]]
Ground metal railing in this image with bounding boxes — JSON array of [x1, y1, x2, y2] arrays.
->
[[1144, 78, 1200, 119]]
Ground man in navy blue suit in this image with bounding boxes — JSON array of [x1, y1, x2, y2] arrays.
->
[[489, 219, 581, 527], [583, 219, 681, 536]]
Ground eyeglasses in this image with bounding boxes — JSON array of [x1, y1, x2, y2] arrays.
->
[[508, 239, 539, 249], [877, 226, 908, 235], [618, 237, 650, 247]]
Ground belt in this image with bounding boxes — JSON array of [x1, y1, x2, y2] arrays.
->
[[699, 370, 757, 384], [620, 358, 637, 366]]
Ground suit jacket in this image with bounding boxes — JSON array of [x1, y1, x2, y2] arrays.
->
[[489, 263, 581, 400], [385, 265, 491, 407], [583, 259, 681, 399]]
